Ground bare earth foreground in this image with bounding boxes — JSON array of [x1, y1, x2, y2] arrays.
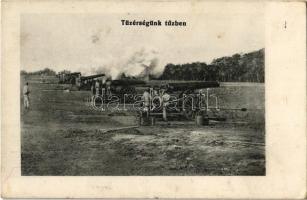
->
[[21, 76, 265, 176]]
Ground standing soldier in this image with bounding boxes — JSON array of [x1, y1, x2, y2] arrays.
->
[[95, 80, 100, 96], [106, 79, 112, 96], [23, 82, 30, 110], [90, 80, 94, 95], [161, 89, 170, 121], [101, 77, 106, 99], [142, 88, 151, 118], [76, 75, 81, 90]]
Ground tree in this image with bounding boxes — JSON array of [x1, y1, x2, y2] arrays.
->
[[158, 48, 264, 82]]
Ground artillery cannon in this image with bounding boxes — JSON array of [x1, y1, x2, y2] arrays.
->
[[66, 72, 233, 122], [57, 71, 81, 84], [78, 73, 106, 90]]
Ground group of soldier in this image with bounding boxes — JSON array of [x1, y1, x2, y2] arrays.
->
[[91, 80, 111, 96], [90, 78, 112, 97], [23, 78, 171, 121], [142, 87, 170, 121], [89, 79, 171, 121]]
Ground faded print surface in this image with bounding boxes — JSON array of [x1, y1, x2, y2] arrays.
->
[[21, 5, 265, 176]]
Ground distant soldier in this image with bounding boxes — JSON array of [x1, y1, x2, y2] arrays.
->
[[101, 77, 106, 98], [23, 82, 30, 109], [95, 80, 100, 96], [40, 74, 45, 83], [161, 89, 170, 121], [76, 77, 81, 90], [142, 88, 151, 117], [91, 81, 95, 96], [106, 79, 112, 96]]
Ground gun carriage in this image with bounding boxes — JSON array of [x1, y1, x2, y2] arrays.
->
[[61, 72, 245, 124]]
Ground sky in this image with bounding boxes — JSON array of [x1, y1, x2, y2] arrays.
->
[[21, 3, 264, 78]]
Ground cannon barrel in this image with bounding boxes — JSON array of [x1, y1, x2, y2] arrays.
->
[[111, 79, 146, 86], [81, 73, 105, 80], [69, 72, 81, 76]]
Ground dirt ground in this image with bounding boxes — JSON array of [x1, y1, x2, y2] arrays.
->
[[21, 76, 265, 175]]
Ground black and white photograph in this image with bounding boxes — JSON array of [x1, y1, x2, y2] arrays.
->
[[20, 6, 265, 176]]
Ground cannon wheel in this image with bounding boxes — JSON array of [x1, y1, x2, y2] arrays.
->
[[183, 109, 196, 120]]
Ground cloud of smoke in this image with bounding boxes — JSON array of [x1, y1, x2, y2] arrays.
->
[[88, 47, 161, 79]]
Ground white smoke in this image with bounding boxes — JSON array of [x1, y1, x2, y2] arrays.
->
[[84, 47, 162, 79]]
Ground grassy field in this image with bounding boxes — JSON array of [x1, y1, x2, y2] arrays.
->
[[21, 76, 265, 176]]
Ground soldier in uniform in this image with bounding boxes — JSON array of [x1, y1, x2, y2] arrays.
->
[[161, 89, 170, 121], [95, 80, 100, 96], [23, 82, 30, 109], [106, 79, 112, 96], [142, 88, 151, 118]]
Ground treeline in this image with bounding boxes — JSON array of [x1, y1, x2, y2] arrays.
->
[[21, 68, 57, 76], [158, 49, 264, 82]]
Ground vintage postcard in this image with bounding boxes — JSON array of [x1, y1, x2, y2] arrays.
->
[[1, 0, 306, 198]]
